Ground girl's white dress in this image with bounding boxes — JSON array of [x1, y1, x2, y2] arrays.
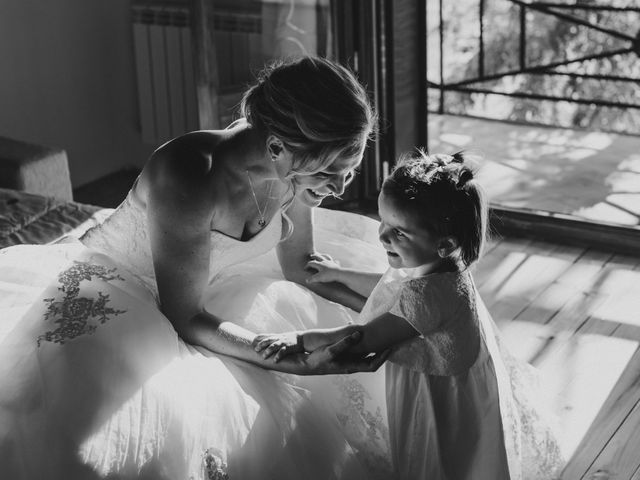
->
[[358, 267, 565, 480], [0, 191, 391, 480]]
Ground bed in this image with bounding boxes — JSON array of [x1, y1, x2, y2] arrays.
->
[[0, 187, 111, 248]]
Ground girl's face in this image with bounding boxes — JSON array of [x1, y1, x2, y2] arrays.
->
[[377, 191, 443, 275], [293, 153, 362, 207]]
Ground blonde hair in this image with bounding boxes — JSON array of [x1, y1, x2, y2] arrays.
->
[[241, 56, 376, 177], [241, 56, 377, 238]]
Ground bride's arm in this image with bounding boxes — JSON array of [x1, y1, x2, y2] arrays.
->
[[187, 310, 387, 375], [145, 139, 219, 336], [144, 142, 382, 375], [277, 199, 368, 311]]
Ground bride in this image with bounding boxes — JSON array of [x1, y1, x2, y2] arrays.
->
[[0, 57, 392, 479]]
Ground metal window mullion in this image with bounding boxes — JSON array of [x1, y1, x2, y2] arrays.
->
[[530, 2, 640, 13], [479, 0, 485, 78], [439, 0, 444, 114], [508, 0, 635, 42], [418, 0, 428, 148], [447, 86, 640, 109], [445, 46, 633, 88], [519, 5, 526, 71]]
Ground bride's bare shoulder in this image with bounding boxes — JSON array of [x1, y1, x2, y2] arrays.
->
[[137, 131, 224, 203], [153, 131, 221, 177]]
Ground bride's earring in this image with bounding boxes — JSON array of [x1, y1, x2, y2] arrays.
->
[[268, 142, 283, 162]]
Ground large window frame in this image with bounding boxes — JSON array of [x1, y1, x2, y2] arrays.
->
[[331, 0, 428, 209]]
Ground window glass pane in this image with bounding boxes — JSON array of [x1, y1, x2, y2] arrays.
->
[[207, 0, 333, 126]]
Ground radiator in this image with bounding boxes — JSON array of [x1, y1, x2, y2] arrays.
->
[[132, 4, 199, 145]]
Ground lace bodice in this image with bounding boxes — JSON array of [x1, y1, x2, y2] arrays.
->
[[359, 268, 485, 374], [80, 190, 282, 297]]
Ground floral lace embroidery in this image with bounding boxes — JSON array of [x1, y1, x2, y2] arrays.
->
[[202, 448, 229, 480], [501, 343, 565, 479], [334, 376, 387, 443], [332, 376, 392, 473], [38, 261, 126, 346]]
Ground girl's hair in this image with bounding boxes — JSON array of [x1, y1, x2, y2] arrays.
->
[[240, 56, 377, 176], [382, 150, 488, 267]]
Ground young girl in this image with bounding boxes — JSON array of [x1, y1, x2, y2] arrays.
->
[[254, 151, 565, 480]]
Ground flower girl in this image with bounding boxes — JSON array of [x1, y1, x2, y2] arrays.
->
[[254, 151, 565, 479]]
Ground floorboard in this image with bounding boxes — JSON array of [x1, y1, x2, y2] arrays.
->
[[567, 342, 640, 480], [473, 234, 640, 479], [584, 400, 640, 479]]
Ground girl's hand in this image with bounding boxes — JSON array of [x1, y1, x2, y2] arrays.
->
[[253, 332, 304, 362], [255, 331, 390, 375], [304, 331, 390, 375], [305, 253, 344, 284]]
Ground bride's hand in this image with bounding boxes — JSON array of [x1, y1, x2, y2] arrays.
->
[[253, 332, 304, 362], [304, 332, 390, 375]]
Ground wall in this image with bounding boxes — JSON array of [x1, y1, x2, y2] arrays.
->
[[0, 0, 154, 188]]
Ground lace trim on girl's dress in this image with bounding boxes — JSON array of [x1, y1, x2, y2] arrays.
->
[[332, 375, 392, 473], [199, 448, 229, 480], [38, 261, 126, 346]]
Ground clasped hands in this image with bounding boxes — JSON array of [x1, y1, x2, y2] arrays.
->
[[253, 331, 306, 363], [251, 252, 387, 375], [252, 327, 389, 375]]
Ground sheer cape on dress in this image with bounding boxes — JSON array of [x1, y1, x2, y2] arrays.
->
[[0, 192, 391, 480]]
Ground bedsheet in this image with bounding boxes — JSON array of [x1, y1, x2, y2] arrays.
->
[[0, 188, 110, 248]]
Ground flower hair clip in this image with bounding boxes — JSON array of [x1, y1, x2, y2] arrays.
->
[[431, 153, 454, 167]]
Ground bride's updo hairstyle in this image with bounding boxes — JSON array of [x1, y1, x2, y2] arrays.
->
[[240, 56, 376, 176], [382, 150, 488, 268]]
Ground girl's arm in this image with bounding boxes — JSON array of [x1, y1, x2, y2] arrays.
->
[[255, 312, 419, 363], [347, 312, 419, 356], [276, 199, 368, 311], [184, 310, 387, 375], [253, 324, 361, 361], [305, 254, 382, 298]]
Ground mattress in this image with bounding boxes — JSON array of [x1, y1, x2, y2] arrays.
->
[[0, 188, 111, 248]]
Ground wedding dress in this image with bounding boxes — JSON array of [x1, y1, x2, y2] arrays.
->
[[0, 190, 392, 480]]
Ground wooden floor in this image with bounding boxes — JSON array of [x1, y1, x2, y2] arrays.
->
[[474, 234, 640, 479], [428, 114, 640, 228]]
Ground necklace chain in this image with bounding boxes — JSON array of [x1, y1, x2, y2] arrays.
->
[[246, 170, 274, 228]]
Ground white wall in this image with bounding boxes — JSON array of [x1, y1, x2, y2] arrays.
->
[[0, 1, 154, 187]]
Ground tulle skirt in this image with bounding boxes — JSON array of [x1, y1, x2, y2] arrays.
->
[[0, 208, 564, 479], [0, 209, 392, 480]]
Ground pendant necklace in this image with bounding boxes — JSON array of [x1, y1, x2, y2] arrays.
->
[[246, 170, 274, 228]]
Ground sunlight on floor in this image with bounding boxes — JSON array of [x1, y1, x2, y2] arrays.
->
[[428, 114, 640, 226], [537, 333, 637, 461], [499, 321, 638, 462]]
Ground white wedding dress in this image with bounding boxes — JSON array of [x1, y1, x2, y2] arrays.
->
[[0, 191, 392, 480]]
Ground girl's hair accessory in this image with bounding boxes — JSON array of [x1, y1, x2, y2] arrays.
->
[[382, 149, 488, 267]]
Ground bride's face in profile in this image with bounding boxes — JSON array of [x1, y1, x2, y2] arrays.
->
[[293, 154, 362, 207]]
